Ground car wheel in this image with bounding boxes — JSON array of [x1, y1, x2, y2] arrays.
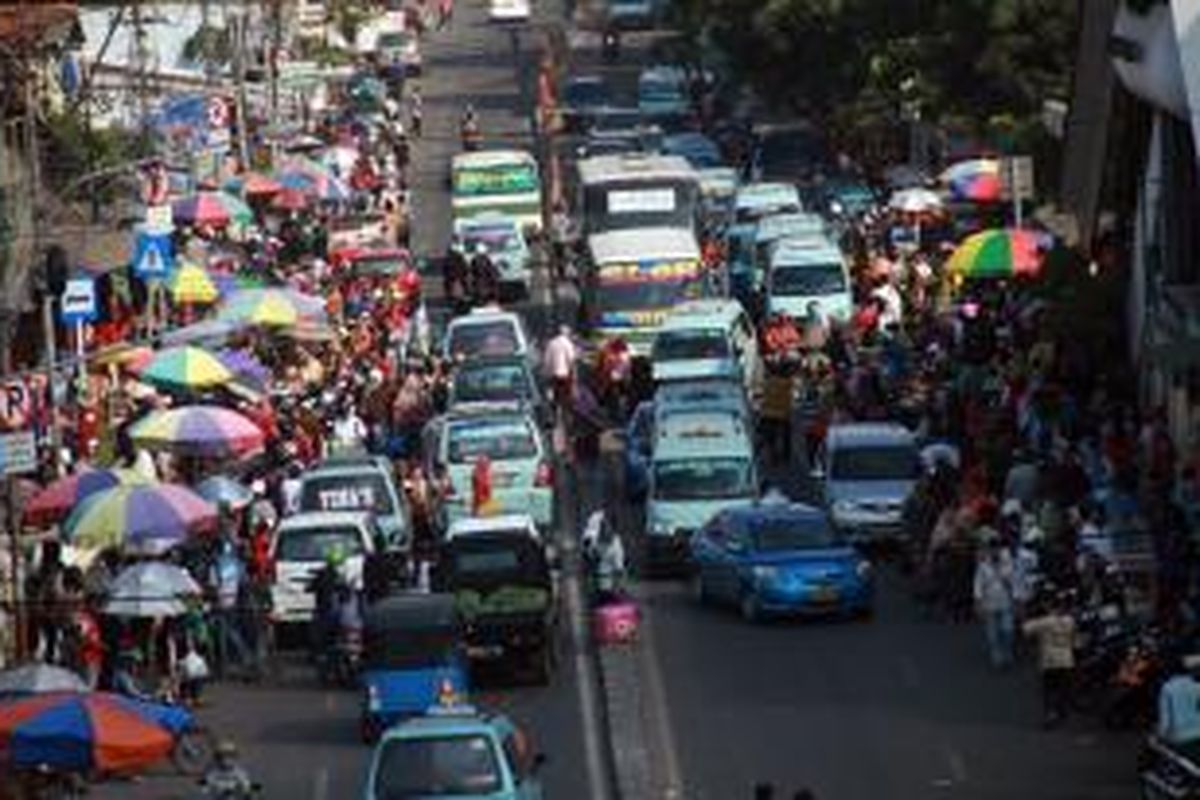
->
[[739, 590, 761, 623]]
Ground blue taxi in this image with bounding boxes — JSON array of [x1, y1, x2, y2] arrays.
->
[[690, 501, 873, 622], [363, 700, 545, 800]]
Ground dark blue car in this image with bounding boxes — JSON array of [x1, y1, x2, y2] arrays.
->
[[690, 501, 873, 622]]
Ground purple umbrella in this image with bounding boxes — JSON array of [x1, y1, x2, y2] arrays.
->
[[215, 348, 271, 391]]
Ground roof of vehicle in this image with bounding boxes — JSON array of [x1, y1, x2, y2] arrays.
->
[[364, 592, 458, 631], [587, 227, 700, 264], [655, 378, 746, 409], [453, 213, 521, 233], [720, 500, 832, 532], [276, 510, 375, 532], [379, 707, 509, 740], [451, 149, 537, 170], [659, 299, 746, 330], [447, 306, 525, 328], [770, 236, 844, 267], [443, 400, 533, 421], [663, 131, 719, 155], [755, 212, 826, 242], [736, 182, 801, 212], [697, 167, 739, 197], [655, 409, 751, 450], [446, 514, 540, 541], [826, 422, 916, 449], [577, 153, 696, 186]]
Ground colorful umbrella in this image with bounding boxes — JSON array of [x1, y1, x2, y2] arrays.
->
[[129, 404, 264, 458], [168, 262, 219, 305], [104, 562, 202, 618], [160, 317, 245, 347], [0, 692, 190, 772], [91, 343, 155, 373], [63, 484, 218, 555], [194, 475, 254, 510], [218, 287, 327, 328], [275, 157, 350, 203], [172, 191, 254, 227], [940, 158, 1002, 203], [0, 665, 87, 696], [138, 346, 234, 392], [215, 348, 271, 391], [227, 171, 282, 197], [24, 468, 151, 527], [270, 186, 310, 212], [947, 228, 1042, 279]]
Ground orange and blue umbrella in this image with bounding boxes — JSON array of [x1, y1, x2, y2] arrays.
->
[[172, 191, 254, 227], [63, 484, 218, 555], [947, 228, 1042, 279], [129, 404, 265, 458], [941, 158, 1002, 203], [23, 468, 150, 527], [0, 692, 191, 772]]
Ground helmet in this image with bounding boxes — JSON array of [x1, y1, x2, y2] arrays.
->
[[326, 545, 347, 569]]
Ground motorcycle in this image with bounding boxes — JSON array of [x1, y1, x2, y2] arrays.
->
[[1140, 736, 1200, 799]]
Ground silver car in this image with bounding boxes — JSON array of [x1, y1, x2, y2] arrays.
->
[[821, 422, 920, 544]]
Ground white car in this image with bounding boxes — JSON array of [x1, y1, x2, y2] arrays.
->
[[489, 0, 531, 23], [270, 511, 379, 624]]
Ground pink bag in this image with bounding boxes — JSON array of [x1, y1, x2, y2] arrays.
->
[[593, 599, 640, 645]]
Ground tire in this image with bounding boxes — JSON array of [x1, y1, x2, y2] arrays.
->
[[739, 590, 762, 623], [172, 726, 216, 776]]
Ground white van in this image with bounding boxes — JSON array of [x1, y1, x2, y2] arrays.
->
[[822, 423, 920, 544], [270, 510, 379, 624], [766, 235, 853, 322], [651, 299, 761, 401]]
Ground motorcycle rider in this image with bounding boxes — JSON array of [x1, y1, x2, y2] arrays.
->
[[581, 510, 626, 604], [1157, 655, 1200, 756], [308, 547, 348, 664], [201, 740, 256, 798], [468, 242, 499, 306], [461, 104, 482, 150]]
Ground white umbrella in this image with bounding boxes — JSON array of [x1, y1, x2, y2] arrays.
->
[[104, 562, 202, 618], [0, 663, 87, 695], [888, 187, 943, 214]]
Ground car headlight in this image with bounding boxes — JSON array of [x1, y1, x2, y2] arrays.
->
[[832, 499, 859, 516], [856, 561, 873, 580], [752, 565, 778, 583]]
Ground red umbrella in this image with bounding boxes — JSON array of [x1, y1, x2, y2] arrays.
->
[[271, 187, 310, 212], [240, 171, 282, 196]]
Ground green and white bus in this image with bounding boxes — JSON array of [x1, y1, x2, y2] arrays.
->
[[450, 149, 543, 234]]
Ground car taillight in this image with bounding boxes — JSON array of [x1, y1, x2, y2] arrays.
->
[[535, 460, 553, 487]]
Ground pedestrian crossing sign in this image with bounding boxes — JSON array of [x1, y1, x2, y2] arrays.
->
[[132, 232, 173, 279]]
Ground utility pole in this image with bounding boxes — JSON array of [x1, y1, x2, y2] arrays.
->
[[131, 0, 151, 138], [232, 2, 250, 169]]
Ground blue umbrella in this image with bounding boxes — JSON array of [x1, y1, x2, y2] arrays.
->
[[194, 475, 254, 510]]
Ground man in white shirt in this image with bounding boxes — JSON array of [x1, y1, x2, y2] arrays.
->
[[543, 325, 577, 407], [331, 405, 368, 453]]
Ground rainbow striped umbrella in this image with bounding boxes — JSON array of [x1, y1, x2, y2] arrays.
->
[[225, 171, 282, 197], [168, 262, 219, 305], [63, 484, 218, 555], [129, 404, 265, 458], [23, 468, 151, 527], [940, 158, 1002, 203], [218, 287, 327, 328], [172, 191, 254, 227], [947, 228, 1042, 279], [138, 346, 234, 391]]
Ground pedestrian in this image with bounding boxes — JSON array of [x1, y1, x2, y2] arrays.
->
[[409, 85, 423, 138], [543, 325, 578, 414], [1023, 596, 1078, 727], [209, 537, 250, 679], [973, 537, 1016, 668]]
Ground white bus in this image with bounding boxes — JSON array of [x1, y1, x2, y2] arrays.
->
[[576, 153, 700, 237]]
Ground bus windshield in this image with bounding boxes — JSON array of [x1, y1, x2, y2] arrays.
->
[[583, 181, 697, 234]]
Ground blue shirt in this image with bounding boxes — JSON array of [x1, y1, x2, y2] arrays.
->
[[1159, 675, 1200, 744]]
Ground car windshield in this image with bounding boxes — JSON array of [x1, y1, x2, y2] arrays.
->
[[461, 229, 520, 254], [771, 264, 846, 296], [641, 80, 683, 103], [300, 474, 395, 514], [447, 419, 538, 463], [453, 363, 533, 403], [567, 80, 609, 107], [276, 526, 365, 562], [830, 445, 919, 481], [448, 321, 520, 358], [654, 458, 753, 500], [595, 274, 705, 313], [752, 517, 836, 551], [653, 329, 730, 361], [377, 32, 409, 49], [373, 735, 501, 798]]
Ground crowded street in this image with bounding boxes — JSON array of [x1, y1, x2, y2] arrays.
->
[[0, 0, 1192, 799]]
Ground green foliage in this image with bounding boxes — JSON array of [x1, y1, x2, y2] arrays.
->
[[329, 0, 369, 48], [676, 0, 1078, 147], [181, 24, 233, 68], [41, 109, 139, 195]]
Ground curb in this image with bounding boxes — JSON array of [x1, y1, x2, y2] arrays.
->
[[596, 638, 659, 800]]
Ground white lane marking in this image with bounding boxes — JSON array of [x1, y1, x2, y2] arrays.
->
[[565, 553, 614, 800], [898, 654, 921, 689], [313, 765, 330, 800], [637, 597, 685, 798]]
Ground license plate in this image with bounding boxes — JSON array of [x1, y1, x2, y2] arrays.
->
[[810, 585, 839, 604]]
